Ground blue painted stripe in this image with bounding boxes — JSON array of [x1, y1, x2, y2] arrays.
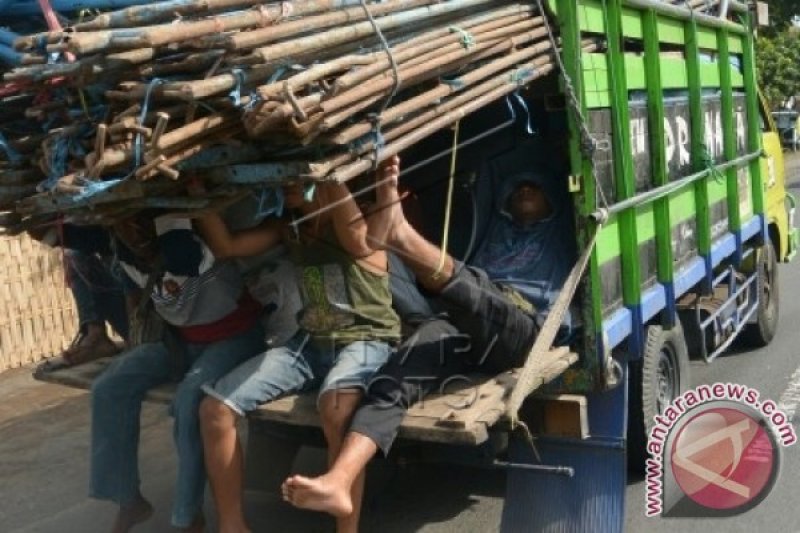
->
[[741, 214, 762, 242], [600, 217, 765, 355], [602, 307, 632, 351], [640, 283, 666, 323], [673, 256, 707, 298], [710, 233, 737, 267]]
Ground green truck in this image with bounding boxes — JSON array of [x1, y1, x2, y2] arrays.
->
[[35, 1, 796, 531]]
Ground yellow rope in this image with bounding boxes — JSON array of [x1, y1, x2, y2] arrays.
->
[[77, 89, 90, 120], [432, 120, 460, 279]]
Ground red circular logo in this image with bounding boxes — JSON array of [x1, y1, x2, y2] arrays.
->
[[670, 407, 777, 511]]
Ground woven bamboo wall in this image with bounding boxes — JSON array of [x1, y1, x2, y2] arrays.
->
[[0, 234, 76, 372]]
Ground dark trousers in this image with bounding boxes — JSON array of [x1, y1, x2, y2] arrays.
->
[[350, 265, 538, 454], [65, 249, 129, 341]]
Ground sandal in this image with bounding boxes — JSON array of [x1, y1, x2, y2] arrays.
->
[[37, 332, 121, 374], [63, 333, 121, 366]]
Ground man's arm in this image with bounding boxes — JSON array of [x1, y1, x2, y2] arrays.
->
[[194, 212, 284, 260]]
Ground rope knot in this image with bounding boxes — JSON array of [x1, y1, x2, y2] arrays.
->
[[448, 25, 475, 49]]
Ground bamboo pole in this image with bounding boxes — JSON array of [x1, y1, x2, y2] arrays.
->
[[331, 36, 555, 144], [4, 48, 155, 83], [48, 0, 366, 55], [74, 0, 270, 30], [249, 22, 543, 135], [327, 63, 555, 183], [224, 0, 437, 51], [308, 58, 557, 178], [332, 9, 539, 92], [319, 25, 545, 119], [243, 0, 495, 64]]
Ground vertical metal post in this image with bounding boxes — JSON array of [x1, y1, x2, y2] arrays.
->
[[718, 29, 742, 241], [741, 12, 766, 217], [552, 0, 605, 333], [642, 10, 675, 311], [685, 16, 712, 291], [606, 0, 643, 315]]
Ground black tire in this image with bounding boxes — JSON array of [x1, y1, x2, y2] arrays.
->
[[627, 323, 691, 471], [740, 241, 780, 348]]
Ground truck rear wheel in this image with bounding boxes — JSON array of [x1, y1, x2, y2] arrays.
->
[[627, 323, 690, 471], [741, 241, 780, 348]]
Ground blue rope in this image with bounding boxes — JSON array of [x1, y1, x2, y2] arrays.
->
[[243, 91, 261, 112], [228, 68, 247, 107], [72, 178, 123, 201], [35, 35, 47, 54], [512, 90, 535, 135], [348, 129, 385, 159], [448, 26, 475, 49], [505, 91, 535, 136], [303, 182, 316, 203], [125, 77, 164, 179], [254, 185, 284, 218], [0, 131, 21, 164], [441, 76, 465, 90]]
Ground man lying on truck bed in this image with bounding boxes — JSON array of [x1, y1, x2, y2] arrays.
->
[[281, 153, 577, 525]]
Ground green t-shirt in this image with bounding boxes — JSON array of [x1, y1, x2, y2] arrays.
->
[[287, 227, 400, 345]]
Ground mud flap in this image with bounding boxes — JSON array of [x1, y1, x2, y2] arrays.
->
[[501, 436, 626, 533]]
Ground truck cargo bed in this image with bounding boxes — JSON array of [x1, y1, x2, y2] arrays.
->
[[33, 349, 577, 446]]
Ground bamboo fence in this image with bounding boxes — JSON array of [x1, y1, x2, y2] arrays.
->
[[0, 234, 76, 372]]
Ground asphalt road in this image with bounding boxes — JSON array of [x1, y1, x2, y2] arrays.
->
[[2, 155, 800, 533]]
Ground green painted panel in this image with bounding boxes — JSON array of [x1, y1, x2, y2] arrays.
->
[[637, 204, 656, 241], [731, 70, 744, 88], [658, 17, 685, 45], [585, 92, 612, 108], [583, 52, 611, 108], [697, 27, 717, 49], [660, 58, 688, 89], [669, 187, 697, 224], [582, 53, 609, 93], [728, 35, 743, 54], [596, 218, 621, 264], [621, 7, 642, 38], [700, 63, 720, 87], [577, 0, 605, 33], [624, 55, 646, 90], [708, 179, 728, 202]]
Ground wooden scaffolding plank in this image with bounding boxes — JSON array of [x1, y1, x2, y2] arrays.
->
[[33, 349, 579, 446]]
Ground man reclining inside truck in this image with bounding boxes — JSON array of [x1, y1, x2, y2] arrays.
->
[[282, 153, 577, 520]]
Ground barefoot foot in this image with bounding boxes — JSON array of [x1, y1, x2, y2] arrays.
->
[[282, 474, 353, 518], [111, 495, 154, 533], [367, 155, 412, 251]]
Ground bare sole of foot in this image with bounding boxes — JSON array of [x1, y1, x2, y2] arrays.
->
[[283, 475, 353, 518], [111, 497, 154, 533]]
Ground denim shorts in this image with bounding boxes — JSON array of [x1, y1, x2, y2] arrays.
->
[[203, 331, 391, 416]]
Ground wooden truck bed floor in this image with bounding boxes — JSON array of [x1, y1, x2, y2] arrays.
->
[[33, 349, 577, 446]]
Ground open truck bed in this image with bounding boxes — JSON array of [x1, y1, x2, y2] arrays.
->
[[33, 348, 578, 447]]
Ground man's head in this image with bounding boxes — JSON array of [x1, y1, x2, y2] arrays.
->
[[507, 181, 552, 225], [112, 212, 159, 262]]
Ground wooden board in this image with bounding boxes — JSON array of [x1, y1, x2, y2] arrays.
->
[[33, 349, 578, 446]]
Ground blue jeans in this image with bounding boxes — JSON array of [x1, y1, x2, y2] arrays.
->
[[90, 325, 265, 527], [66, 249, 129, 340], [205, 331, 391, 415]]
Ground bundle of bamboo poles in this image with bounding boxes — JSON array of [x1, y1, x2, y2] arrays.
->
[[0, 0, 743, 228]]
